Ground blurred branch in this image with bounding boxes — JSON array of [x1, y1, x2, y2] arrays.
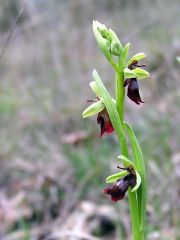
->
[[0, 0, 28, 60]]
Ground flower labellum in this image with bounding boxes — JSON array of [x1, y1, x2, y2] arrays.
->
[[97, 109, 114, 137], [123, 78, 144, 105], [104, 167, 136, 202]]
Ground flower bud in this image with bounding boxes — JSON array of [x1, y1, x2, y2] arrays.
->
[[110, 40, 122, 56]]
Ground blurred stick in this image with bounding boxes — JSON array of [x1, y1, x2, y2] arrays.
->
[[0, 0, 28, 60]]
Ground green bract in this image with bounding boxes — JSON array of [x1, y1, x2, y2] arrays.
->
[[82, 100, 105, 118]]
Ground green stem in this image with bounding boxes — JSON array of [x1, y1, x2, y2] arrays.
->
[[116, 71, 125, 122], [128, 190, 142, 240], [115, 70, 143, 240]]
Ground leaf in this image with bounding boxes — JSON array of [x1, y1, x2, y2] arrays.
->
[[82, 100, 105, 118], [131, 171, 141, 192], [106, 170, 128, 183], [124, 121, 147, 232], [133, 68, 150, 80], [123, 67, 136, 79], [127, 53, 147, 66]]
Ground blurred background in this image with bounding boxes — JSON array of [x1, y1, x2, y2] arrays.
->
[[0, 0, 179, 239]]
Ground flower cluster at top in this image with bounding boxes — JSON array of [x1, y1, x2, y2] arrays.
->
[[83, 21, 149, 138]]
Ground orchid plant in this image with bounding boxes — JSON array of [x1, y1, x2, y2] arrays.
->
[[82, 21, 150, 240]]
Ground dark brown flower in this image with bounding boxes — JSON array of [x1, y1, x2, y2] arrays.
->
[[97, 109, 114, 138], [123, 78, 144, 105], [104, 167, 136, 202], [123, 59, 146, 105]]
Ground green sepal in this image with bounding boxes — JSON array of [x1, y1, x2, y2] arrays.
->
[[106, 170, 128, 183], [82, 100, 105, 118], [127, 53, 147, 66], [123, 42, 130, 63], [133, 68, 150, 80], [118, 155, 136, 169], [123, 67, 137, 79], [131, 171, 141, 192]]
